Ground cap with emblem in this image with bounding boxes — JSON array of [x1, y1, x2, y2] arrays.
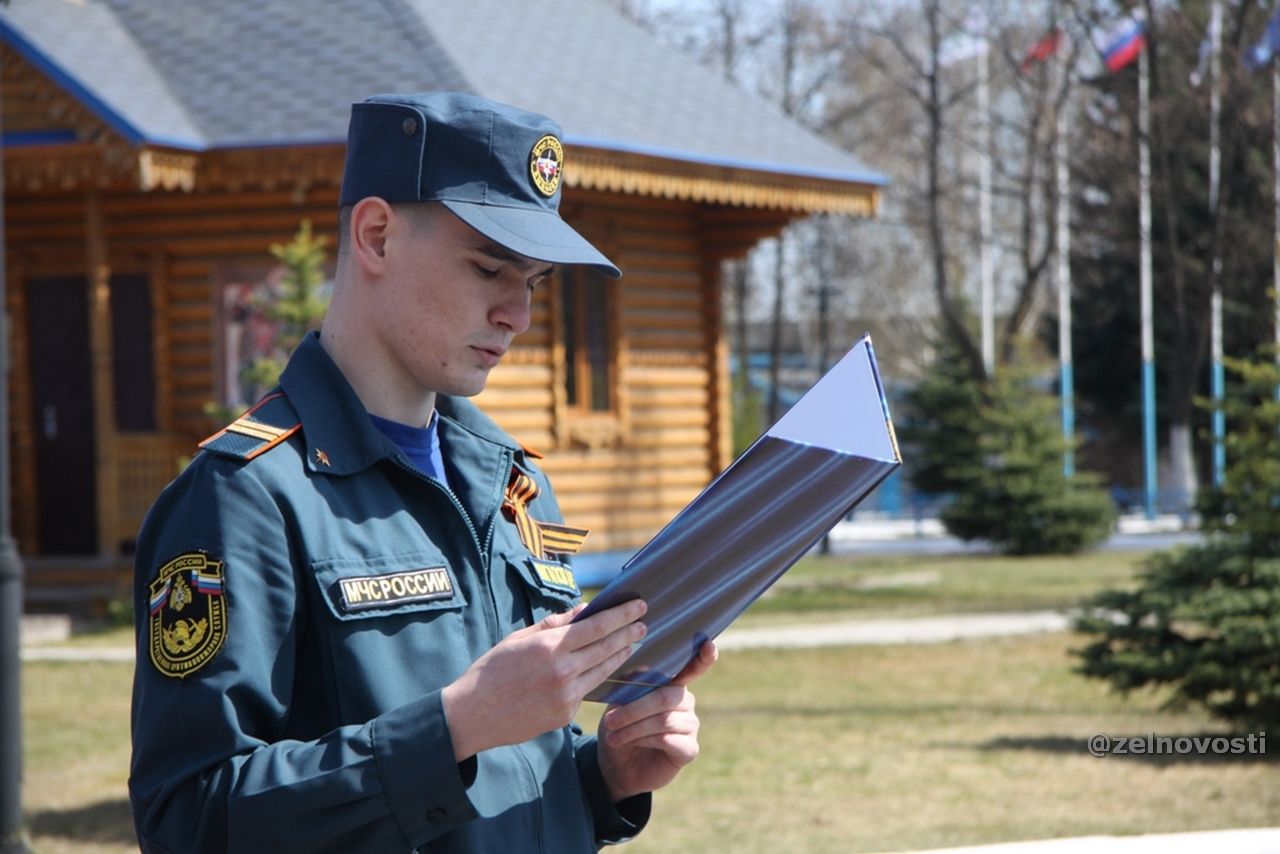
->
[[339, 91, 620, 278]]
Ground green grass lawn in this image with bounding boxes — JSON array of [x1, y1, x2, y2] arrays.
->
[[24, 546, 1278, 852], [736, 548, 1148, 623], [578, 633, 1279, 853], [23, 660, 135, 854]]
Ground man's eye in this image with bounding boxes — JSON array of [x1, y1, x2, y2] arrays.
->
[[475, 265, 501, 279]]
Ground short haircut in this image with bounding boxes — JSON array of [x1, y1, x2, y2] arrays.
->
[[335, 202, 440, 261]]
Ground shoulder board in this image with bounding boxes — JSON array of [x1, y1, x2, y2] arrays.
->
[[198, 393, 301, 461]]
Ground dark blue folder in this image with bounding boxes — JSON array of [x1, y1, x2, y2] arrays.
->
[[577, 335, 901, 704]]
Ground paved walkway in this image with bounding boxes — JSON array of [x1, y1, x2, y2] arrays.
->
[[869, 827, 1280, 854], [22, 644, 134, 662], [21, 609, 1077, 662], [717, 610, 1071, 650]]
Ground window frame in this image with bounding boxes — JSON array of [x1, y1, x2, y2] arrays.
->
[[551, 264, 625, 449]]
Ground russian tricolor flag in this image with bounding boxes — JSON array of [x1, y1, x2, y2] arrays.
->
[[193, 570, 224, 596], [1102, 15, 1146, 73], [148, 577, 172, 615]]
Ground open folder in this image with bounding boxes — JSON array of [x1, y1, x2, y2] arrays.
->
[[576, 335, 902, 705]]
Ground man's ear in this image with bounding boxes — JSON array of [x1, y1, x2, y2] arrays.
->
[[349, 197, 393, 275]]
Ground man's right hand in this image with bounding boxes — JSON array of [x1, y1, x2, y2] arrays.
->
[[441, 599, 647, 761]]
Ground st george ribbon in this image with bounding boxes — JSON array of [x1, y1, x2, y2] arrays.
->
[[577, 335, 902, 704]]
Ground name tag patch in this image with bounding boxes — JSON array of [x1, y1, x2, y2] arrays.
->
[[339, 567, 454, 612], [531, 558, 579, 595]]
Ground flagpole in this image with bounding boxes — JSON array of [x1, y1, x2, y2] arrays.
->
[[1139, 46, 1158, 519], [1209, 0, 1226, 487], [979, 23, 995, 376], [1274, 37, 1280, 400], [1056, 45, 1074, 478]]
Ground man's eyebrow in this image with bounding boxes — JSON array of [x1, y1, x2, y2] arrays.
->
[[474, 243, 555, 278]]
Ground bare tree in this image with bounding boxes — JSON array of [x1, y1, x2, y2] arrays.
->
[[843, 0, 989, 379]]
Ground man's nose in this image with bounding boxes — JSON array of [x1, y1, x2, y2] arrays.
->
[[491, 280, 532, 335]]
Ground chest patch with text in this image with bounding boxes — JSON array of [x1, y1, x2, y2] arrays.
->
[[338, 567, 454, 612], [530, 558, 580, 595]]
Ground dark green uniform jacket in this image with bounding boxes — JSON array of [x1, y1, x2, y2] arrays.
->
[[129, 332, 649, 852]]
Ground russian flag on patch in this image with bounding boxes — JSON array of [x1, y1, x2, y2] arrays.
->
[[193, 570, 224, 596], [148, 578, 172, 615]]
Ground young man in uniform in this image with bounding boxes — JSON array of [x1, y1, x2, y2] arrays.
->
[[129, 91, 717, 852]]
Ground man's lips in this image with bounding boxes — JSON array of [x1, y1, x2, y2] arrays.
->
[[472, 344, 507, 364]]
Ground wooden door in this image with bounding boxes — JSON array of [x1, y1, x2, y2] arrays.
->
[[26, 275, 97, 554]]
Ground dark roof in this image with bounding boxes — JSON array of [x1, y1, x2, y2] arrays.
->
[[0, 0, 886, 187]]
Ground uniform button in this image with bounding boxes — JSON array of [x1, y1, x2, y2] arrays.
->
[[403, 117, 418, 136], [426, 807, 447, 822]]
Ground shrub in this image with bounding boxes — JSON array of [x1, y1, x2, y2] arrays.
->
[[902, 340, 1115, 554], [1076, 353, 1280, 729]]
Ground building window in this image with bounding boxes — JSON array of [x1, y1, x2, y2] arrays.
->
[[111, 273, 157, 431], [560, 265, 616, 413]]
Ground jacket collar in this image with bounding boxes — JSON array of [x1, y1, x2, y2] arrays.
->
[[436, 395, 520, 455], [279, 331, 518, 475]]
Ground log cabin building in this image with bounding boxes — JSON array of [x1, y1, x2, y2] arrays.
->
[[0, 0, 884, 606]]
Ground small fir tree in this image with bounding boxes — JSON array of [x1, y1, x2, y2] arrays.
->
[[1076, 353, 1280, 728], [899, 335, 986, 496], [204, 221, 330, 425], [940, 367, 1116, 554], [901, 338, 1116, 554], [240, 220, 331, 394]]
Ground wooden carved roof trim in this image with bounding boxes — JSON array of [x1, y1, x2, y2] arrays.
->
[[2, 48, 112, 143], [2, 45, 141, 192], [139, 148, 198, 191], [196, 145, 344, 195], [4, 143, 130, 192], [566, 147, 880, 217]]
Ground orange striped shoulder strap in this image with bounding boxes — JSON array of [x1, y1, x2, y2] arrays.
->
[[198, 393, 301, 462]]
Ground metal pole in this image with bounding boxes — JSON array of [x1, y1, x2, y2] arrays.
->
[[979, 28, 995, 375], [1056, 47, 1074, 478], [1274, 40, 1280, 400], [1209, 0, 1226, 486], [1139, 47, 1158, 519], [0, 36, 31, 852]]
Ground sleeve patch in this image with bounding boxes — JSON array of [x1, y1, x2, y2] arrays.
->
[[148, 552, 228, 679]]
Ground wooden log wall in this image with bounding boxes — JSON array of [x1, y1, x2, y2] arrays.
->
[[6, 184, 743, 560], [477, 192, 721, 553], [5, 186, 342, 556]]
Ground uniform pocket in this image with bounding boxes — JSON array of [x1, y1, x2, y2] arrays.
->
[[505, 552, 581, 619], [311, 551, 467, 621]]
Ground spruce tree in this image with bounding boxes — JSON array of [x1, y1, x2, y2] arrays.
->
[[240, 220, 331, 395], [901, 339, 1115, 555], [1076, 353, 1280, 728]]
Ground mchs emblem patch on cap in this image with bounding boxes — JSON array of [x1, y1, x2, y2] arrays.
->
[[148, 552, 228, 679], [530, 134, 563, 197]]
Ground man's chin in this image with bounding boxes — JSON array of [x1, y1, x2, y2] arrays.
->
[[443, 372, 492, 399]]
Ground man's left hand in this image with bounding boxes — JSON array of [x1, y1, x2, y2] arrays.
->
[[596, 639, 718, 802]]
